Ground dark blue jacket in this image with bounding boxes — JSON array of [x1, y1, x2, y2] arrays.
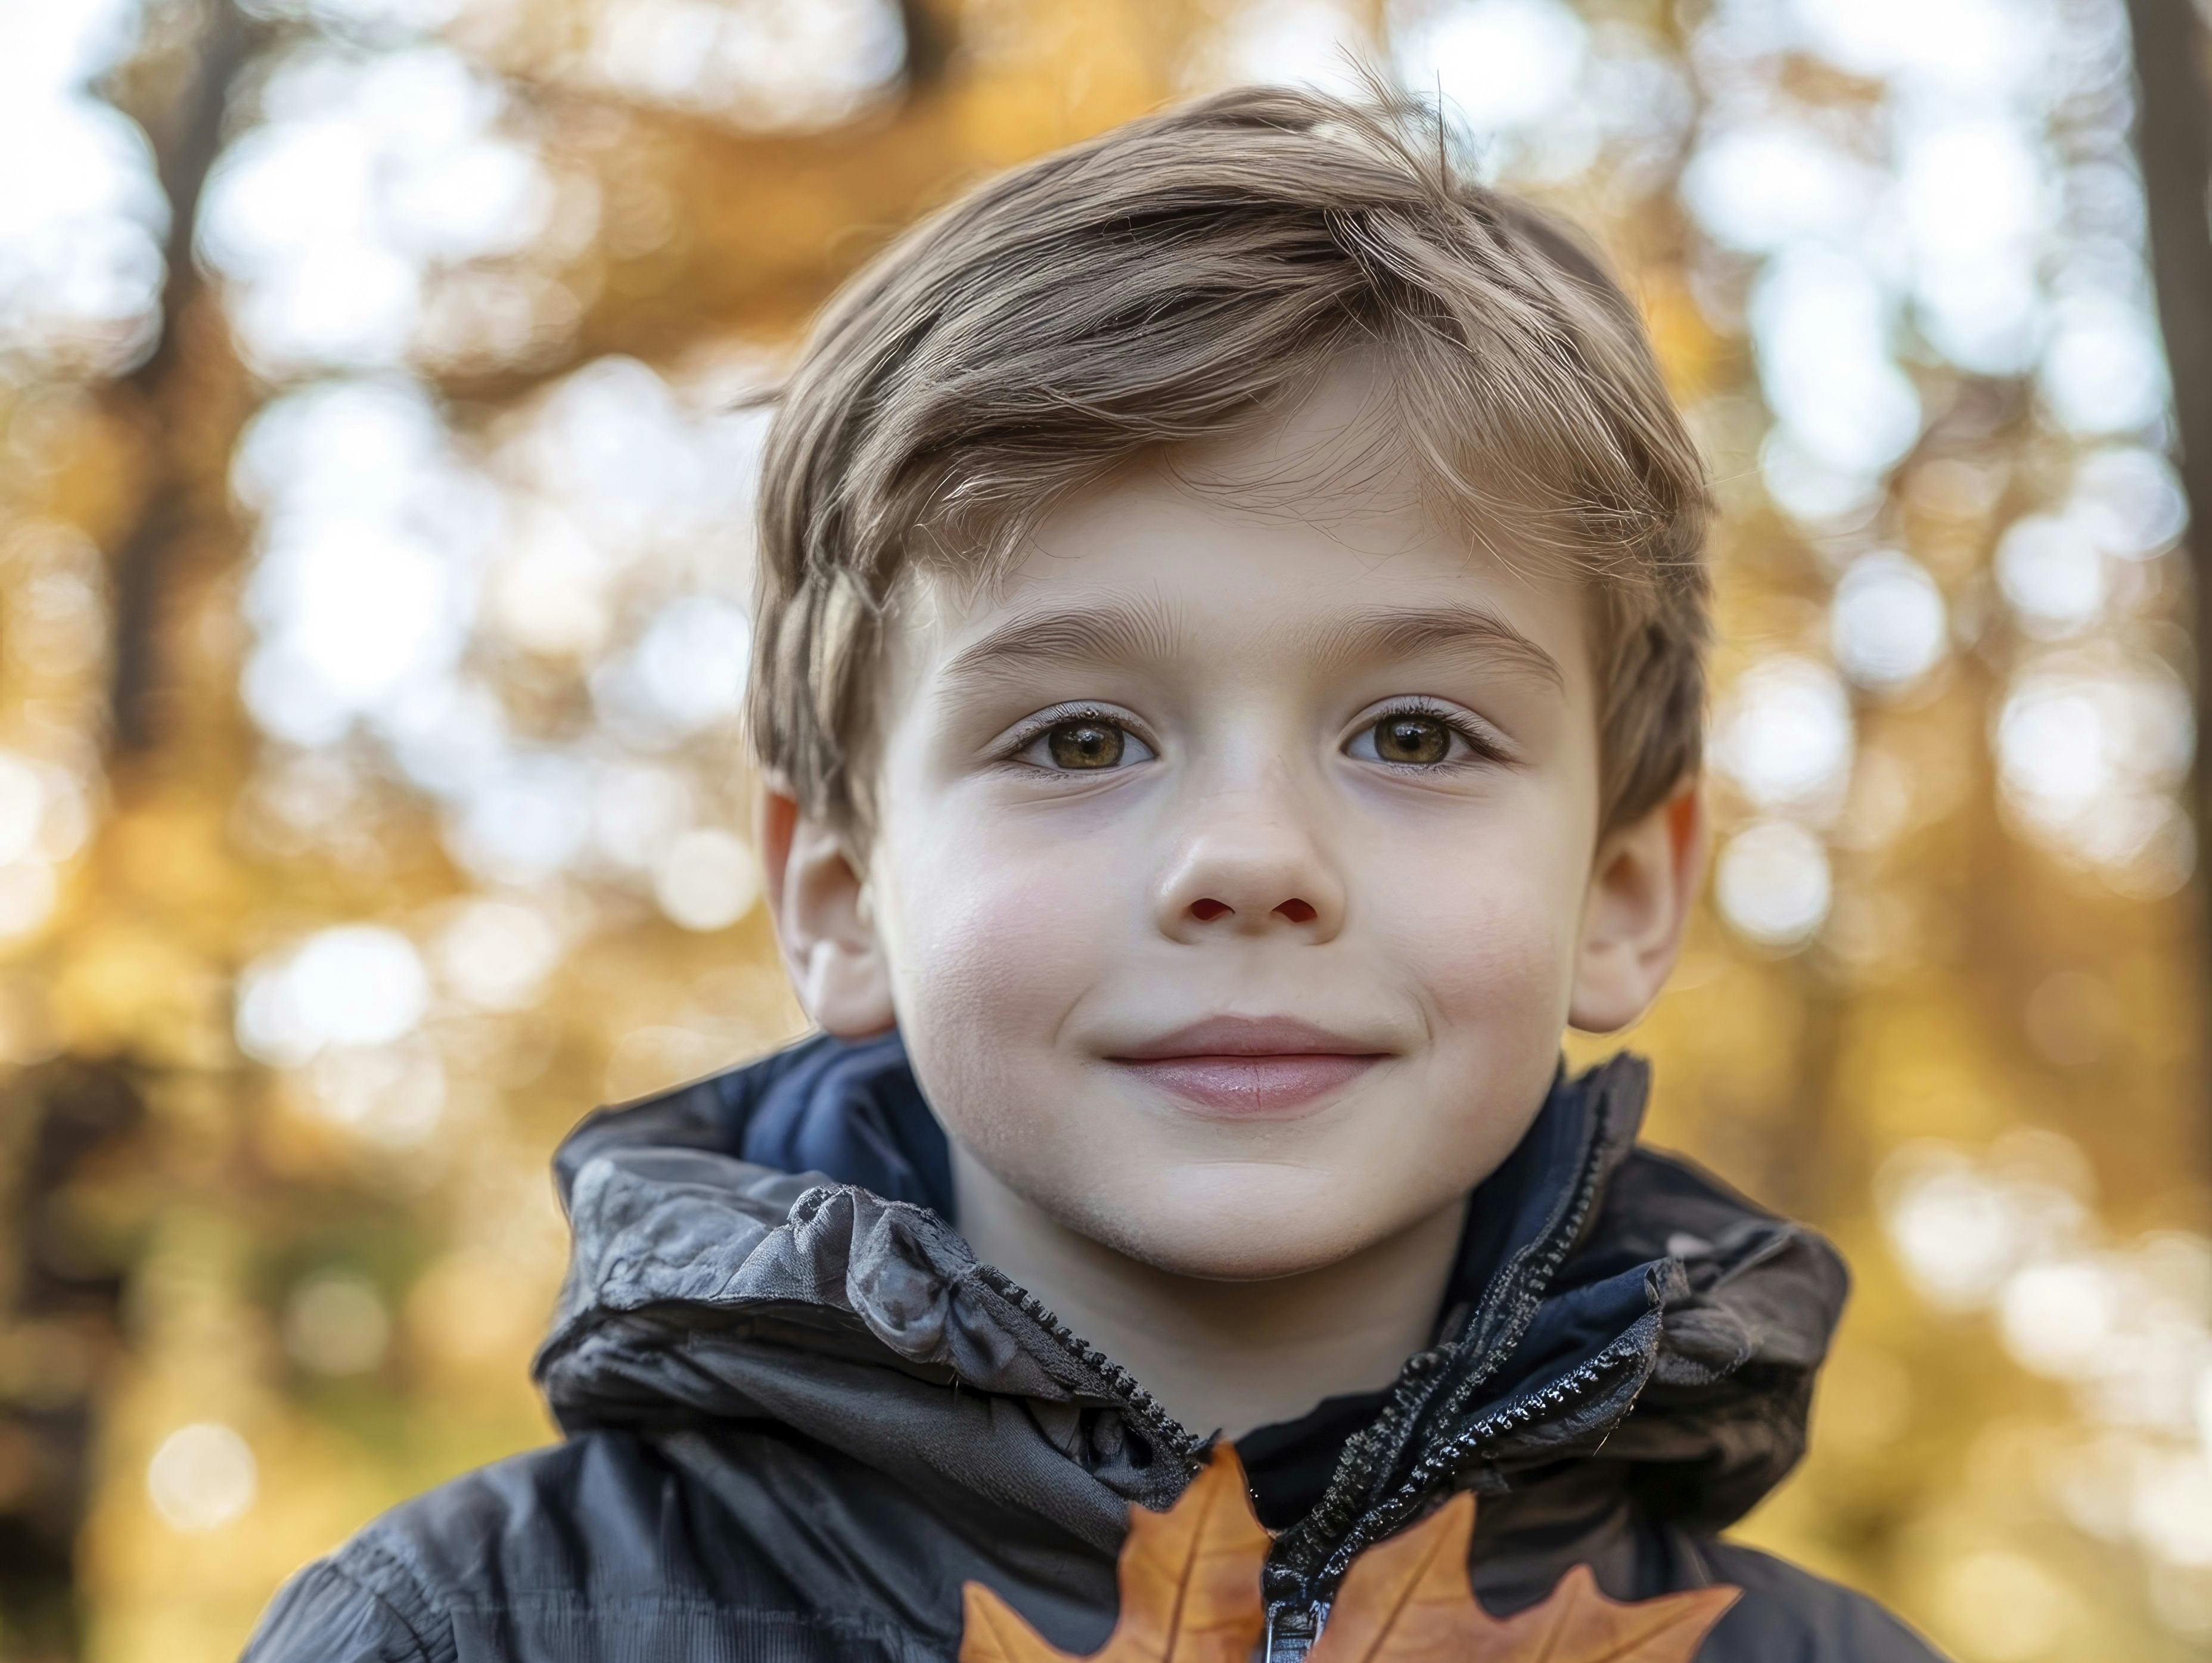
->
[[241, 1035, 1948, 1661]]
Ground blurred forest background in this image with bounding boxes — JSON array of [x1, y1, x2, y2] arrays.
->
[[3, 0, 2212, 1659]]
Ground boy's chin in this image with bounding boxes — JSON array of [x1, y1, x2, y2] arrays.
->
[[1067, 1168, 1433, 1283]]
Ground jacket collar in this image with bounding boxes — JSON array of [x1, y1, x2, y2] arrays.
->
[[536, 1031, 1846, 1600], [549, 1027, 1633, 1336]]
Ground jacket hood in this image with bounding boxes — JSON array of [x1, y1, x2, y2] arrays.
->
[[533, 1031, 1848, 1610]]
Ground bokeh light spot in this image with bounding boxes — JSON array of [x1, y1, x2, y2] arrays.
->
[[146, 1423, 257, 1533]]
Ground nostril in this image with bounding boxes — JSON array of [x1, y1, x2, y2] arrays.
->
[[1275, 899, 1317, 925], [1189, 898, 1232, 923]]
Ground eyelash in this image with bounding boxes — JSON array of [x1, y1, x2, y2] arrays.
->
[[993, 699, 1508, 773]]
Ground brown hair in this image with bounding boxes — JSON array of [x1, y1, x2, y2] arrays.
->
[[748, 82, 1710, 837]]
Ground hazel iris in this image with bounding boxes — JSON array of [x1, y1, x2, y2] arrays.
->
[[1047, 720, 1124, 769], [1373, 714, 1451, 765]]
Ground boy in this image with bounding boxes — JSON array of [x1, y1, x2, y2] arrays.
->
[[244, 85, 1945, 1662]]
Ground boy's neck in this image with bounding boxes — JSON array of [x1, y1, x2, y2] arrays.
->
[[949, 1144, 1467, 1442]]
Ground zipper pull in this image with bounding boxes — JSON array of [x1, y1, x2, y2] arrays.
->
[[1260, 1600, 1328, 1662]]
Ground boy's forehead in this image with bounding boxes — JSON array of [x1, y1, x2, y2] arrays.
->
[[897, 499, 1587, 701], [880, 355, 1596, 701], [886, 544, 1590, 738]]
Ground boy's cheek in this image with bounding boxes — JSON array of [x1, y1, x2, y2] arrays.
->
[[871, 814, 1126, 1132], [1358, 817, 1586, 1020], [1402, 878, 1578, 1026], [878, 814, 1121, 1008]]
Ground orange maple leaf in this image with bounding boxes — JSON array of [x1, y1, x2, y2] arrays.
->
[[1306, 1488, 1739, 1662], [959, 1446, 1740, 1663], [959, 1444, 1272, 1662]]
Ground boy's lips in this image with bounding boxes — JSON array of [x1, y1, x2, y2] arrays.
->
[[1105, 1016, 1391, 1117]]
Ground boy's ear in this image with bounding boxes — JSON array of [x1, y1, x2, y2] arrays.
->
[[758, 784, 898, 1039], [1567, 772, 1709, 1034]]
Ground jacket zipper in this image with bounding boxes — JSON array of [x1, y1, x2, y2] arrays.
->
[[1322, 1333, 1647, 1583], [1257, 1338, 1645, 1651], [970, 1263, 1207, 1474], [1262, 1598, 1329, 1661]]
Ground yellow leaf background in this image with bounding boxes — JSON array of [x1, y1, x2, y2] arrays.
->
[[0, 4, 2204, 1662]]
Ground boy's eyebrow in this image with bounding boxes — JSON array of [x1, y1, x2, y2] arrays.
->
[[1309, 602, 1567, 691], [935, 595, 1186, 691], [934, 596, 1565, 692]]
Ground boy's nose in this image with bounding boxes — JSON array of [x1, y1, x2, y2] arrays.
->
[[1154, 812, 1345, 943]]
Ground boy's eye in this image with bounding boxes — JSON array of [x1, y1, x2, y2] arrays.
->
[[1010, 714, 1155, 772], [1048, 720, 1125, 769], [1343, 705, 1495, 769], [1370, 715, 1452, 766]]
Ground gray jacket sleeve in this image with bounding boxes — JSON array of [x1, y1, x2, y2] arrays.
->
[[1695, 1539, 1952, 1662], [239, 1546, 449, 1663]]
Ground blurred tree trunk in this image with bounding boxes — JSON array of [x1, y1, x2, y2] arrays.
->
[[0, 1064, 147, 1663], [108, 0, 247, 757], [2125, 0, 2212, 1185]]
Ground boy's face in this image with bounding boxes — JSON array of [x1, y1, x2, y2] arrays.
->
[[766, 362, 1704, 1280]]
